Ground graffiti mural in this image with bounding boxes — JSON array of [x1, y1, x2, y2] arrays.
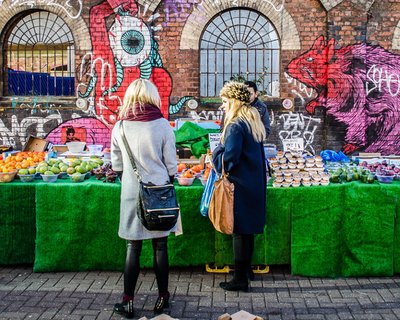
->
[[76, 0, 192, 127], [9, 0, 83, 19], [278, 111, 321, 155], [286, 36, 400, 155]]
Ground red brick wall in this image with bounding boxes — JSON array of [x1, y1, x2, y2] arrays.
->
[[0, 0, 398, 155]]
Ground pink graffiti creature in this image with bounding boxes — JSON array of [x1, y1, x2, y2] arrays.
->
[[287, 36, 400, 155], [79, 0, 190, 126]]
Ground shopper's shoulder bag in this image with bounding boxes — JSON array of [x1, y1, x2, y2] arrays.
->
[[119, 121, 179, 231], [208, 156, 234, 234]]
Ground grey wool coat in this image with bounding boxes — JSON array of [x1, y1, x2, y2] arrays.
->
[[111, 119, 179, 240]]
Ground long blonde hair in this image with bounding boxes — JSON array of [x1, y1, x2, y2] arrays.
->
[[220, 82, 266, 143], [119, 79, 161, 119]]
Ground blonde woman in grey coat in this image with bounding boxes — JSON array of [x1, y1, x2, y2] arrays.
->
[[111, 79, 179, 319]]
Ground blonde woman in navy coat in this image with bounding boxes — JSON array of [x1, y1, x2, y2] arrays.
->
[[212, 81, 267, 292]]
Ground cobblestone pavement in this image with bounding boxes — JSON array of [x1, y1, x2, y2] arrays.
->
[[1, 265, 400, 320]]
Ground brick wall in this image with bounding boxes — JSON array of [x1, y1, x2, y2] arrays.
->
[[0, 0, 398, 155]]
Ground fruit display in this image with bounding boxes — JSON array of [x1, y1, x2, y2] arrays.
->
[[92, 162, 118, 183], [40, 172, 58, 183], [328, 165, 375, 184], [177, 176, 195, 186], [358, 160, 398, 176], [0, 171, 18, 183], [327, 160, 399, 184], [18, 174, 35, 182], [0, 151, 46, 173], [69, 172, 85, 183]]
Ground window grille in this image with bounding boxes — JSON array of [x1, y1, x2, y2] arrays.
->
[[5, 11, 75, 96], [200, 9, 280, 97]]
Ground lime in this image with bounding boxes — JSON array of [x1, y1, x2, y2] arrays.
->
[[67, 167, 76, 175], [51, 166, 60, 174], [60, 165, 69, 172], [77, 166, 88, 174], [37, 166, 48, 174], [18, 169, 29, 175], [28, 167, 36, 175]]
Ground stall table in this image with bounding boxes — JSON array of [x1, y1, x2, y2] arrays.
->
[[0, 177, 399, 277]]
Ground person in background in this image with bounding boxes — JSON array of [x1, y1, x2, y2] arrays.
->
[[212, 81, 267, 292], [111, 79, 179, 318], [244, 80, 271, 137], [65, 127, 81, 143]]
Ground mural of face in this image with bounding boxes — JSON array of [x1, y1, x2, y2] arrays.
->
[[76, 0, 193, 127], [108, 15, 152, 67]]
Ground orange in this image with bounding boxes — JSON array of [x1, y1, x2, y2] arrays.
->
[[183, 170, 194, 178]]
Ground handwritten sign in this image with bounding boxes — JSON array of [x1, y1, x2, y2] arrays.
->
[[282, 138, 304, 152], [208, 133, 221, 152]]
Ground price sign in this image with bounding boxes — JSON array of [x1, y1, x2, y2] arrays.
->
[[208, 133, 221, 152], [282, 138, 304, 152]]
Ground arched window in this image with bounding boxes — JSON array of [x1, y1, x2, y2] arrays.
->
[[200, 9, 280, 97], [5, 11, 75, 96]]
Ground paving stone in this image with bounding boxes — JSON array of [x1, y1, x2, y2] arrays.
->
[[1, 266, 400, 319]]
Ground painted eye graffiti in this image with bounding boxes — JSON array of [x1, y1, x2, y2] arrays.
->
[[108, 16, 152, 67], [121, 30, 145, 55]]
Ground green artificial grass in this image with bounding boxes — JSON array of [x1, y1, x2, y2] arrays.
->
[[2, 177, 399, 277], [0, 181, 36, 264]]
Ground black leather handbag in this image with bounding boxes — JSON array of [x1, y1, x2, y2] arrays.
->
[[119, 121, 179, 231]]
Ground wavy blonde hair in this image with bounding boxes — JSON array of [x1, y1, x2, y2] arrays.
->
[[119, 79, 161, 119], [220, 81, 266, 143]]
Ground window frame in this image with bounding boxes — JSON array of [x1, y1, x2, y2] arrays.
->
[[199, 8, 281, 98]]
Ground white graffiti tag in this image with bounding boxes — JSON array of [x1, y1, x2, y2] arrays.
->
[[0, 114, 62, 147], [366, 64, 400, 97], [284, 72, 315, 106], [10, 0, 83, 19], [278, 112, 321, 154]]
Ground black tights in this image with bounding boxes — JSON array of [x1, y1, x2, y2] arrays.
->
[[124, 237, 169, 297], [232, 233, 254, 282]]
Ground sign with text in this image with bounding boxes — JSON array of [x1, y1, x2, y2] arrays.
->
[[208, 133, 222, 152], [282, 138, 304, 152]]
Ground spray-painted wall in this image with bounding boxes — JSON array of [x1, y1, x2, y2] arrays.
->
[[0, 0, 399, 155]]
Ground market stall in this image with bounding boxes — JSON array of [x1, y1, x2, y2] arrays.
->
[[1, 177, 399, 277]]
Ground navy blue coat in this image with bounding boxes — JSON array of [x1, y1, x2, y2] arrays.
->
[[212, 120, 266, 234]]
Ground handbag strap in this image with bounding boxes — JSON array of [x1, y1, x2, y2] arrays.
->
[[221, 154, 227, 177], [119, 121, 141, 181]]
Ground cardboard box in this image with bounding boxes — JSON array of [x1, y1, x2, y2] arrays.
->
[[52, 145, 68, 153], [218, 310, 264, 320], [22, 135, 49, 152]]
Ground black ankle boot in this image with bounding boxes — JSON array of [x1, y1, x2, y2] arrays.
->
[[219, 279, 249, 292], [114, 299, 134, 319], [154, 292, 170, 314]]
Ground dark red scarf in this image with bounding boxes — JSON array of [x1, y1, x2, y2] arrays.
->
[[121, 103, 164, 122]]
